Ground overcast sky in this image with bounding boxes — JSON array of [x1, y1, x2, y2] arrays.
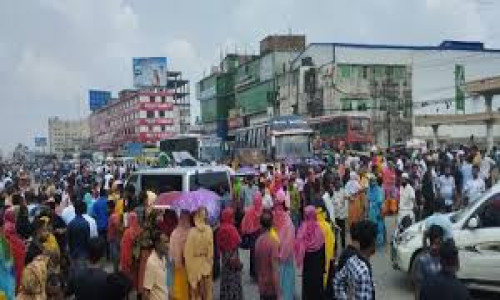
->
[[1, 0, 499, 152]]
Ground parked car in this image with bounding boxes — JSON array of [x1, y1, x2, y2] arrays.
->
[[391, 183, 500, 293], [126, 165, 232, 197]]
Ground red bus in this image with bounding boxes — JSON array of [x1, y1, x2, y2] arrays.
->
[[308, 115, 373, 151]]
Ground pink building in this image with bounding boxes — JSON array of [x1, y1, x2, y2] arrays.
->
[[90, 84, 190, 152]]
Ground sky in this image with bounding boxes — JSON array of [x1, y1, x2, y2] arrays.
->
[[1, 0, 500, 152]]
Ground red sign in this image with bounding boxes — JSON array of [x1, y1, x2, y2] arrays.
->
[[137, 118, 174, 126], [139, 132, 175, 142], [141, 102, 174, 111]]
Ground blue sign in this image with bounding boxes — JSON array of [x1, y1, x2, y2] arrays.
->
[[89, 90, 111, 111], [133, 57, 168, 87], [125, 142, 143, 157], [34, 137, 47, 147]]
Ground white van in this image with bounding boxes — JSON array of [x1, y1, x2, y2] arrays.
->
[[391, 183, 500, 293], [126, 166, 232, 196]]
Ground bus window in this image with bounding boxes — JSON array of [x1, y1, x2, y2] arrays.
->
[[350, 118, 370, 133]]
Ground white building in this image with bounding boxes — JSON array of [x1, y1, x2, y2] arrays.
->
[[277, 40, 500, 146], [48, 117, 90, 154]]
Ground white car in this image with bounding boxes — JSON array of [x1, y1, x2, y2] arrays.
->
[[391, 183, 500, 293]]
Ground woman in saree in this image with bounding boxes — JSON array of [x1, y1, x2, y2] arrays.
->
[[273, 190, 296, 300], [240, 191, 263, 280], [3, 207, 26, 292], [315, 206, 335, 298], [216, 207, 243, 300], [345, 171, 363, 228], [119, 212, 142, 291], [368, 176, 386, 247], [169, 210, 191, 300]]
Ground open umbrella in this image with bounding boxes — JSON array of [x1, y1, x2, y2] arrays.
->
[[171, 188, 221, 225], [154, 191, 182, 209]]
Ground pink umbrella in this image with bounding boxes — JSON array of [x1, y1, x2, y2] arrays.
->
[[171, 188, 221, 225], [154, 191, 182, 209]]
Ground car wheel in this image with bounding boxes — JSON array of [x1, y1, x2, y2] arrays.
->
[[410, 250, 424, 287]]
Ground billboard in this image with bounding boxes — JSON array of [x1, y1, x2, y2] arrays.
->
[[34, 137, 47, 147], [89, 90, 111, 111], [124, 142, 143, 157], [133, 57, 168, 87]]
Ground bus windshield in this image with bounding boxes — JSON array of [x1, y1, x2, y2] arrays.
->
[[350, 118, 370, 133], [275, 134, 311, 158]]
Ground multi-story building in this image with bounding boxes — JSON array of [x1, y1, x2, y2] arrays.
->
[[278, 40, 500, 146], [48, 117, 90, 154], [89, 72, 190, 153], [197, 35, 306, 138]]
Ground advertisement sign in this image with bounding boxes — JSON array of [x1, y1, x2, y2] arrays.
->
[[124, 142, 143, 157], [34, 137, 47, 147], [139, 132, 175, 141], [89, 90, 111, 111], [138, 118, 174, 126], [141, 102, 174, 111], [133, 57, 168, 87], [455, 64, 465, 112]]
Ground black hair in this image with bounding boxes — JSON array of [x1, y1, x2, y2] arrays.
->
[[53, 193, 62, 205], [105, 272, 132, 300], [427, 225, 444, 244], [434, 198, 445, 212], [88, 237, 106, 264], [100, 188, 108, 198], [439, 239, 459, 268], [74, 201, 86, 215], [356, 220, 377, 251], [151, 230, 166, 249], [12, 193, 22, 206], [260, 209, 273, 230]]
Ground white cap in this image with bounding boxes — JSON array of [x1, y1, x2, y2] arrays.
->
[[401, 173, 410, 180]]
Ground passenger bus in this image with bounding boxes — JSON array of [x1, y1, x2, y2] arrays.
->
[[160, 134, 223, 162], [309, 115, 373, 151], [233, 115, 314, 160]]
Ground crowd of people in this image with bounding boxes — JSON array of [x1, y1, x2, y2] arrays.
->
[[0, 144, 498, 299]]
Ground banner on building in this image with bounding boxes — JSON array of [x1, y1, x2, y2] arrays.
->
[[124, 142, 143, 157], [34, 137, 47, 147], [455, 64, 465, 112], [133, 57, 168, 87], [89, 90, 111, 111]]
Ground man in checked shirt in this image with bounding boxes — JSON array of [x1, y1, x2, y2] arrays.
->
[[333, 220, 377, 300]]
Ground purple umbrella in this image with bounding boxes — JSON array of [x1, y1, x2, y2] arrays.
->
[[172, 188, 221, 225]]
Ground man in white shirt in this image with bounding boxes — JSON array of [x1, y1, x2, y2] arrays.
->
[[104, 171, 114, 191], [463, 166, 486, 204], [62, 202, 98, 238], [399, 173, 416, 224], [322, 180, 336, 222]]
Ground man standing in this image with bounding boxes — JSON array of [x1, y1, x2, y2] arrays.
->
[[399, 173, 416, 224], [143, 231, 169, 300], [420, 240, 470, 300], [333, 220, 377, 300], [255, 210, 280, 300], [438, 165, 456, 212], [67, 201, 91, 263], [92, 188, 109, 239], [463, 165, 486, 205], [67, 237, 108, 299]]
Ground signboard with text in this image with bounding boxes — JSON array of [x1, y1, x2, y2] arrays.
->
[[133, 57, 168, 87], [89, 90, 111, 111]]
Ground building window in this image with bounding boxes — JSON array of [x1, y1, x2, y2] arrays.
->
[[149, 126, 153, 132], [340, 65, 351, 78], [161, 96, 166, 103], [341, 98, 353, 111], [150, 96, 155, 102], [147, 111, 154, 119], [362, 66, 368, 79], [161, 125, 165, 132], [159, 110, 165, 118]]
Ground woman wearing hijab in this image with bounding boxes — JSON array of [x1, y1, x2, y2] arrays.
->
[[0, 231, 15, 300], [120, 212, 142, 291], [240, 191, 264, 280], [368, 176, 385, 248], [421, 168, 436, 218], [3, 207, 26, 292], [315, 206, 335, 298], [295, 205, 325, 300], [345, 171, 363, 228], [184, 208, 214, 300], [169, 210, 191, 300], [273, 191, 296, 300], [216, 207, 243, 300]]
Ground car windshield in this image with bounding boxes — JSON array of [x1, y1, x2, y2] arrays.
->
[[141, 174, 183, 194], [450, 196, 481, 223], [275, 134, 311, 158], [189, 171, 229, 196]]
